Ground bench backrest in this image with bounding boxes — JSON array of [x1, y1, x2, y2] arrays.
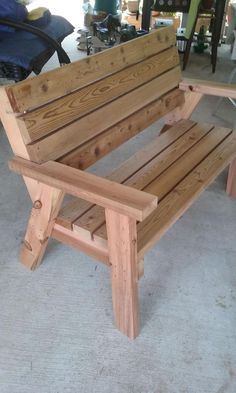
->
[[0, 27, 184, 169]]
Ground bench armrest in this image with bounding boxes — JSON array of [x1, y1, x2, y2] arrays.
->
[[179, 78, 236, 99], [9, 157, 157, 221]]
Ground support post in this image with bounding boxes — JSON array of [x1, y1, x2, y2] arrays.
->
[[180, 91, 203, 119], [105, 209, 139, 339], [227, 158, 236, 197], [23, 176, 39, 202], [20, 184, 64, 270], [163, 107, 183, 126], [138, 258, 144, 279]]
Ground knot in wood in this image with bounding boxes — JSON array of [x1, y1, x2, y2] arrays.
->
[[40, 237, 49, 245], [33, 200, 42, 209], [23, 240, 32, 251]]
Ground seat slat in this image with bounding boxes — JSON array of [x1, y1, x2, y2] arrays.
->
[[145, 126, 232, 197], [138, 131, 236, 256], [19, 47, 179, 144], [92, 126, 233, 244], [57, 198, 94, 230], [5, 27, 176, 113], [57, 119, 195, 228], [73, 122, 213, 238], [26, 66, 181, 163]]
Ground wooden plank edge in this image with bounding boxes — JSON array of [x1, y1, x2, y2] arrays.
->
[[71, 121, 211, 241], [8, 158, 158, 221], [20, 47, 180, 144], [58, 88, 185, 169], [52, 223, 110, 265], [6, 27, 176, 113], [23, 66, 181, 152], [179, 78, 236, 99], [53, 223, 144, 280], [137, 132, 236, 258], [26, 68, 181, 163]]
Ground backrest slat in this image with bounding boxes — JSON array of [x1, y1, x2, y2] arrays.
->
[[0, 27, 184, 165], [19, 46, 179, 144], [5, 27, 176, 113], [26, 66, 181, 163], [58, 88, 185, 170]]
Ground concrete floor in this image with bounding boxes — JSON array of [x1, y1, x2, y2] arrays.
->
[[0, 32, 236, 393]]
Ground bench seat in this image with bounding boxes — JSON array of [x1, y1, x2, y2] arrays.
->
[[57, 119, 236, 257], [2, 26, 236, 339]]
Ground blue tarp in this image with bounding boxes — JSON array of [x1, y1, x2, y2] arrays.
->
[[0, 0, 28, 32], [0, 15, 74, 70]]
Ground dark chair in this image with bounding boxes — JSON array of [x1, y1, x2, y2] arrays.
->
[[141, 0, 227, 73], [182, 0, 227, 73], [0, 15, 74, 82]]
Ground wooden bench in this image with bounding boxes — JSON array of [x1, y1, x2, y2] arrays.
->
[[1, 27, 236, 339]]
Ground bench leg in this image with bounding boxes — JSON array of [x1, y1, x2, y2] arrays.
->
[[105, 209, 139, 339], [23, 176, 39, 202], [138, 258, 144, 280], [20, 184, 64, 271], [163, 107, 182, 126], [180, 92, 203, 119], [227, 158, 236, 197]]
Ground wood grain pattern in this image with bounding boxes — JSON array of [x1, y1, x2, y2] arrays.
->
[[73, 122, 212, 238], [138, 131, 236, 257], [144, 126, 232, 197], [9, 158, 158, 221], [58, 89, 185, 169], [5, 27, 176, 113], [106, 209, 139, 338], [92, 126, 233, 244], [2, 24, 235, 340], [59, 119, 195, 228], [25, 67, 181, 163], [20, 48, 179, 144], [57, 198, 93, 229]]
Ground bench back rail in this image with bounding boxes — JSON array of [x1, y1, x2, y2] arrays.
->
[[0, 27, 184, 168]]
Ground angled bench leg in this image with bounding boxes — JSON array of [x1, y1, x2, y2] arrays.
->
[[138, 258, 144, 280], [227, 158, 236, 197], [161, 91, 203, 135], [21, 183, 64, 271], [180, 92, 203, 119], [23, 177, 39, 202], [105, 209, 139, 339]]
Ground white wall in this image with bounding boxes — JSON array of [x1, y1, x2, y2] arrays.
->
[[28, 0, 84, 26]]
